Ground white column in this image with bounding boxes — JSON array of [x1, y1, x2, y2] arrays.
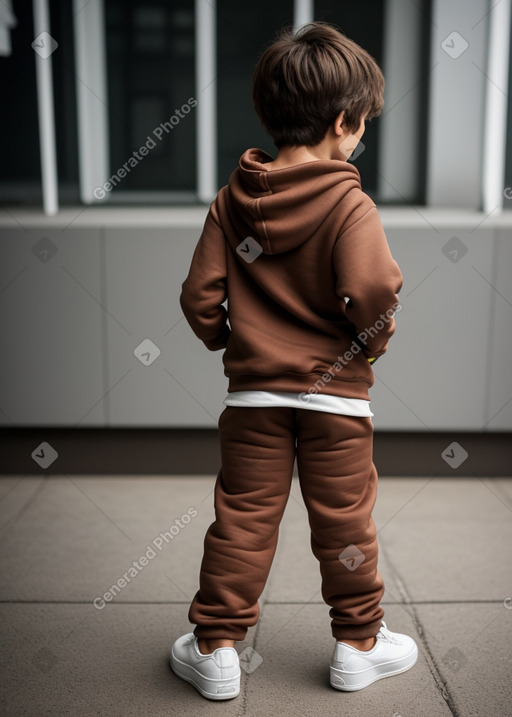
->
[[482, 0, 511, 213], [32, 0, 58, 215], [377, 0, 422, 202], [196, 0, 217, 203], [72, 0, 109, 204], [426, 0, 489, 207], [294, 0, 314, 31]]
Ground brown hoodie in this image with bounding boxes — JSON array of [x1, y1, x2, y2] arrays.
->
[[180, 148, 403, 401]]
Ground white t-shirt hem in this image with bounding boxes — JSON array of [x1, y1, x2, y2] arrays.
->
[[223, 391, 373, 417]]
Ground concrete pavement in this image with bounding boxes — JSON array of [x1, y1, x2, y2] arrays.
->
[[1, 475, 511, 716]]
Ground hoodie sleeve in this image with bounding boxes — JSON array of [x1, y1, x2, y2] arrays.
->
[[333, 204, 403, 360], [180, 202, 230, 351]]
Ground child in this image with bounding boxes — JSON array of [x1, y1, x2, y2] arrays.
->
[[170, 21, 417, 700]]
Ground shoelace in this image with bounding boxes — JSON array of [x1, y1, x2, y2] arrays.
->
[[377, 621, 402, 645]]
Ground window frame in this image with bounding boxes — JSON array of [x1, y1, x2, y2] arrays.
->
[[30, 0, 512, 212]]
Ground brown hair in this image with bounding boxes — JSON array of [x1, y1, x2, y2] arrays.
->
[[252, 22, 384, 148]]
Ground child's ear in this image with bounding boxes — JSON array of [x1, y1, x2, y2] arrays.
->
[[334, 110, 346, 137]]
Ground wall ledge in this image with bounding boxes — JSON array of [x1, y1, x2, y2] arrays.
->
[[1, 205, 512, 230], [0, 428, 510, 477]]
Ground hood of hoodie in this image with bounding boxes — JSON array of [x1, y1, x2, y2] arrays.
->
[[223, 147, 364, 255]]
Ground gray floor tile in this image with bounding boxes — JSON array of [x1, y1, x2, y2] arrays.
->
[[486, 477, 512, 504], [0, 476, 409, 605], [0, 476, 217, 603], [243, 603, 452, 717], [0, 477, 46, 535], [0, 602, 254, 717], [374, 478, 512, 601], [1, 475, 511, 716], [414, 603, 512, 717]]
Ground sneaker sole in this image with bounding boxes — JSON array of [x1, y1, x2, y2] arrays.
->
[[170, 651, 240, 701], [330, 643, 418, 692]]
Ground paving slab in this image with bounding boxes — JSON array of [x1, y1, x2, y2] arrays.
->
[[487, 477, 512, 503], [0, 477, 45, 535], [373, 478, 512, 601], [0, 476, 218, 603], [1, 475, 511, 716], [1, 600, 460, 717], [0, 475, 407, 605], [0, 602, 255, 717], [5, 476, 509, 604], [413, 603, 512, 717], [243, 603, 452, 717]]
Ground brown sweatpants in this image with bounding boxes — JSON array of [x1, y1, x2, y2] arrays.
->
[[188, 406, 385, 641]]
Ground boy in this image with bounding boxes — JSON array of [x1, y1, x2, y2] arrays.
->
[[170, 21, 417, 700]]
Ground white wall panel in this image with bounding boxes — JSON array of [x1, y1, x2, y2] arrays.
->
[[427, 0, 488, 207], [371, 226, 494, 430], [104, 227, 224, 426], [0, 214, 509, 431], [0, 228, 104, 426], [485, 229, 512, 430]]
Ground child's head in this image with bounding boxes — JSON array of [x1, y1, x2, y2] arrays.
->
[[252, 22, 384, 149]]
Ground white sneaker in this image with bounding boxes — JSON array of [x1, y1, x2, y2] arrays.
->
[[170, 633, 240, 700], [330, 621, 418, 691]]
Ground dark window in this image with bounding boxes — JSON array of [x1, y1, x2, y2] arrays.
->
[[314, 0, 431, 203], [314, 0, 385, 197], [0, 0, 78, 204], [216, 0, 294, 187], [52, 1, 79, 203], [105, 0, 196, 194]]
